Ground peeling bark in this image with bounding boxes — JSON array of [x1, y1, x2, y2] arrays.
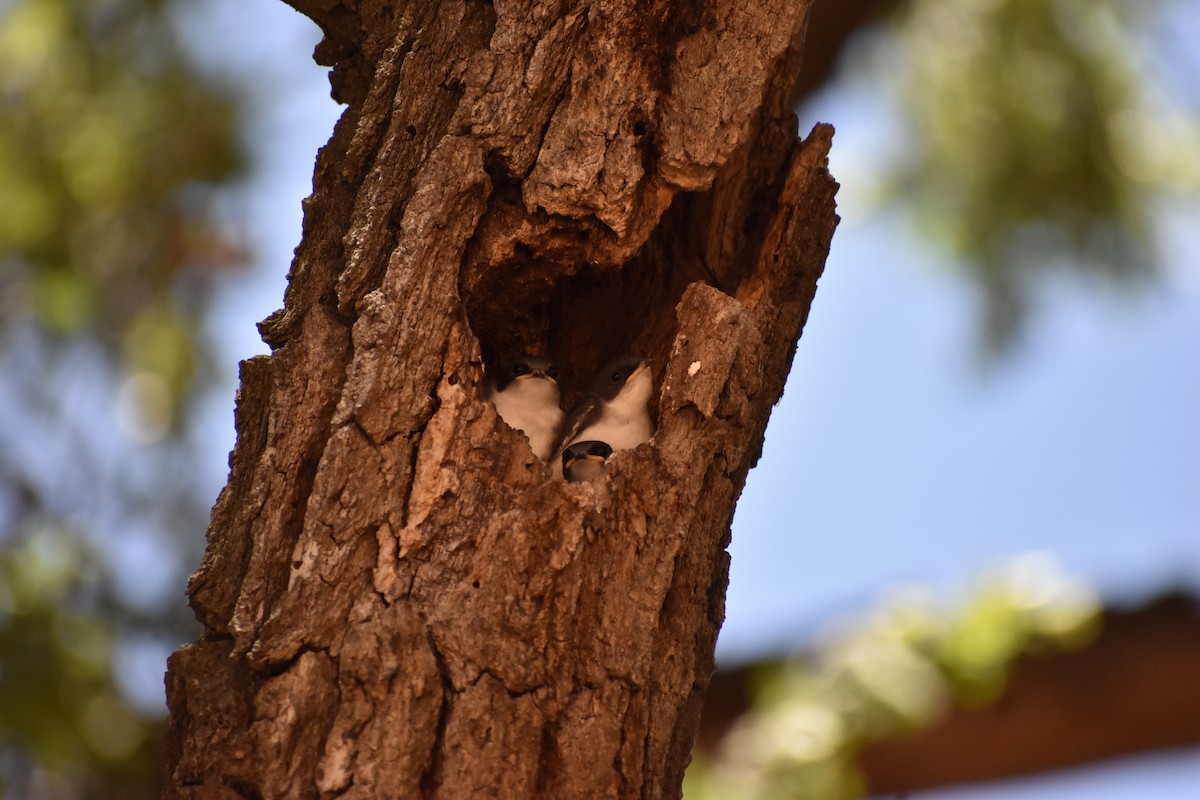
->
[[165, 0, 839, 797]]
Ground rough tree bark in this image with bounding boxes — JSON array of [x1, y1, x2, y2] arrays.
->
[[164, 0, 838, 797]]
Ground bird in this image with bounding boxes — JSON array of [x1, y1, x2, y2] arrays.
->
[[561, 440, 613, 483], [552, 356, 654, 477], [487, 355, 565, 461]]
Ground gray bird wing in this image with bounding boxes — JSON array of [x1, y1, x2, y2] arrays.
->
[[555, 394, 604, 454]]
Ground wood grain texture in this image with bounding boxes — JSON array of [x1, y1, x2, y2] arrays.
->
[[165, 0, 839, 797]]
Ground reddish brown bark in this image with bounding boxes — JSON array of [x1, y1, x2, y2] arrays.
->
[[164, 0, 838, 797]]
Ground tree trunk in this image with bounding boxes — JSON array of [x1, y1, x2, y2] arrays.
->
[[163, 0, 838, 797]]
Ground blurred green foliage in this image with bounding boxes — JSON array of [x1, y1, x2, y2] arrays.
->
[[684, 555, 1101, 800], [0, 0, 246, 422], [886, 0, 1200, 351], [0, 526, 160, 798], [0, 0, 247, 796]]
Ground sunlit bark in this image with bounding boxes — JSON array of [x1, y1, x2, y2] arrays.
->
[[163, 1, 838, 796]]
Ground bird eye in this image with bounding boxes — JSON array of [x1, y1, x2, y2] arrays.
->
[[611, 371, 623, 382], [512, 363, 530, 376]]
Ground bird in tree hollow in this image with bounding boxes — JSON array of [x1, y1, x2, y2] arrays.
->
[[561, 440, 614, 483], [488, 355, 565, 461], [552, 357, 654, 478]]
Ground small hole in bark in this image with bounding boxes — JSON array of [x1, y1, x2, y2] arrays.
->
[[472, 580, 480, 589], [225, 778, 264, 800], [628, 107, 651, 141], [406, 124, 417, 137], [483, 151, 509, 181]]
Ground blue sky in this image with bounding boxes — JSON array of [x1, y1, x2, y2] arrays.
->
[[188, 2, 1200, 797], [723, 166, 1200, 660]]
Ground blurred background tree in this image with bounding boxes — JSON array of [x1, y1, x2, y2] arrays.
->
[[887, 0, 1200, 352], [0, 0, 245, 795], [1, 0, 1197, 796], [684, 556, 1103, 799]]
